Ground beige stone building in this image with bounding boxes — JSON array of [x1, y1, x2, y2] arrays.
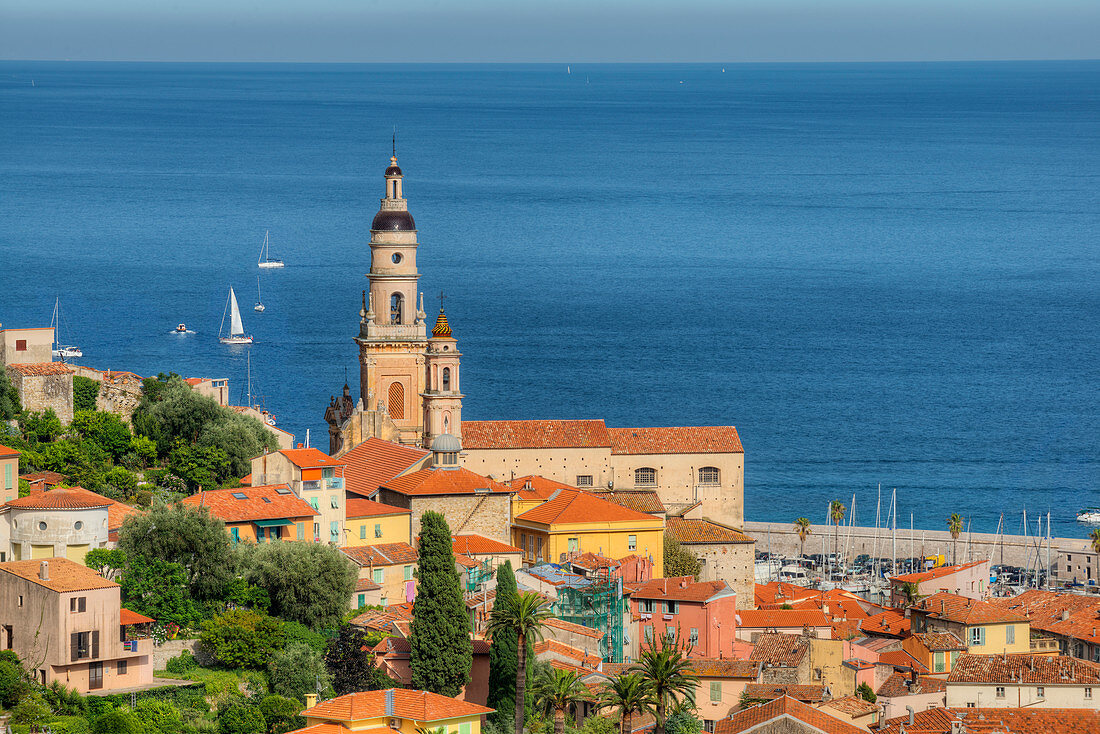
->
[[70, 366, 144, 423], [0, 326, 53, 366], [6, 362, 74, 423], [184, 377, 230, 406], [250, 448, 348, 544], [945, 653, 1100, 708], [665, 516, 755, 610]]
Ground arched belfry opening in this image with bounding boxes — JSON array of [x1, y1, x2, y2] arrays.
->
[[390, 293, 404, 324]]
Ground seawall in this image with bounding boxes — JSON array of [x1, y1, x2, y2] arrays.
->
[[742, 520, 1092, 569]]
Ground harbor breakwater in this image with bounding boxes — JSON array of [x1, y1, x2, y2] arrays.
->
[[742, 520, 1093, 570]]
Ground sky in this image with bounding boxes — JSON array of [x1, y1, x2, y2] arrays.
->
[[1, 0, 1099, 62]]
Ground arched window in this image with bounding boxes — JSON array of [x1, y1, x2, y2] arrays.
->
[[698, 467, 720, 485], [387, 382, 404, 419], [634, 467, 657, 487], [392, 181, 397, 198], [390, 292, 403, 324], [442, 367, 451, 391]]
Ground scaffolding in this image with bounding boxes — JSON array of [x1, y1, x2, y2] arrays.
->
[[465, 558, 495, 593], [551, 568, 627, 663]]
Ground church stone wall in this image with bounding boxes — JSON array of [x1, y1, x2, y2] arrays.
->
[[374, 490, 512, 543], [461, 447, 612, 487], [611, 452, 744, 528], [691, 541, 755, 610], [9, 370, 74, 424]]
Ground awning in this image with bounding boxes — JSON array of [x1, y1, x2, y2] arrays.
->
[[120, 608, 155, 625], [253, 518, 295, 527]]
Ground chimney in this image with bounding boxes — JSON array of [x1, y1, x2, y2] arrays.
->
[[906, 706, 915, 726], [1062, 609, 1070, 621], [38, 561, 49, 581], [304, 693, 317, 709], [297, 443, 304, 449]]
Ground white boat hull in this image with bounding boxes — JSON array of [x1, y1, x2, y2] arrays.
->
[[258, 262, 284, 269], [1077, 511, 1100, 525], [219, 336, 253, 345], [53, 347, 82, 358], [254, 304, 265, 312]]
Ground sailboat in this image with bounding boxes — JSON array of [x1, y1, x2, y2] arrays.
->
[[254, 277, 265, 312], [218, 287, 253, 344], [50, 298, 82, 359], [257, 230, 284, 269]]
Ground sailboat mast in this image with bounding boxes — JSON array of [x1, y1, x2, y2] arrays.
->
[[891, 488, 897, 577], [247, 351, 252, 408]]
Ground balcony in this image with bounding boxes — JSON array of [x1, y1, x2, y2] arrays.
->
[[302, 480, 321, 492], [327, 478, 344, 490]]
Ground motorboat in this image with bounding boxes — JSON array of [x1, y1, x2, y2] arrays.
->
[[1077, 508, 1100, 525], [175, 323, 188, 333]]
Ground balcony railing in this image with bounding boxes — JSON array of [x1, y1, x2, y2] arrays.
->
[[302, 480, 321, 491], [327, 478, 344, 489]]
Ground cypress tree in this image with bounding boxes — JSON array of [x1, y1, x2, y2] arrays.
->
[[487, 561, 518, 729], [409, 511, 472, 696]]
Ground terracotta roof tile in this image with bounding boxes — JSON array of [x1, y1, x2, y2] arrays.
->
[[301, 688, 492, 722], [948, 653, 1100, 685], [382, 467, 512, 497], [341, 543, 418, 566], [911, 592, 1029, 626], [461, 420, 612, 450], [569, 552, 620, 571], [452, 534, 521, 556], [818, 695, 878, 717], [879, 707, 1100, 734], [25, 486, 141, 531], [0, 444, 19, 458], [992, 589, 1100, 645], [239, 473, 252, 485], [120, 608, 155, 625], [355, 578, 382, 592], [516, 489, 657, 525], [533, 639, 602, 670], [891, 560, 985, 584], [737, 609, 831, 629], [749, 633, 808, 667], [609, 426, 743, 455], [587, 490, 667, 514], [285, 723, 353, 734], [19, 471, 66, 487], [279, 448, 345, 469], [6, 362, 74, 376], [544, 617, 604, 640], [633, 576, 731, 603], [754, 582, 821, 606], [686, 659, 760, 679], [861, 609, 911, 637], [665, 517, 754, 544], [181, 484, 318, 523], [0, 557, 116, 593], [346, 497, 410, 519], [876, 673, 946, 698], [913, 631, 967, 651], [736, 687, 832, 705], [878, 650, 930, 673], [342, 438, 430, 497], [373, 636, 490, 656], [7, 487, 111, 510], [505, 475, 578, 500]]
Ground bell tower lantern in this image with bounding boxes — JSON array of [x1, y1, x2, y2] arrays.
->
[[423, 304, 463, 447]]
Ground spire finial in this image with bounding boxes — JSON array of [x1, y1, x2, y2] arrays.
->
[[393, 126, 397, 158], [439, 290, 446, 313]]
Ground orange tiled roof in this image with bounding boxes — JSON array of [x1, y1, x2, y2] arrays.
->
[[911, 592, 1029, 626], [454, 553, 479, 568], [569, 552, 620, 571], [349, 609, 409, 634], [609, 426, 743, 455], [860, 609, 911, 637], [890, 560, 986, 585], [948, 653, 1100, 685], [533, 639, 602, 670], [818, 696, 878, 717], [754, 582, 821, 606], [665, 517, 754, 544], [749, 633, 808, 667], [382, 467, 512, 497], [301, 688, 493, 722], [913, 631, 967, 651], [992, 589, 1100, 645], [19, 486, 141, 531], [341, 543, 418, 566], [342, 437, 430, 497], [279, 447, 345, 469], [239, 473, 252, 485], [6, 362, 74, 376], [544, 617, 604, 639], [876, 672, 946, 698], [505, 475, 577, 501], [347, 497, 410, 519], [878, 650, 930, 673], [0, 444, 19, 458], [6, 486, 110, 510], [120, 608, 155, 625], [687, 659, 761, 679], [879, 707, 1100, 734], [515, 488, 657, 525], [735, 688, 833, 707], [355, 578, 381, 592], [19, 471, 65, 486], [737, 609, 831, 629], [452, 534, 521, 556], [285, 723, 353, 734], [633, 576, 731, 603], [0, 557, 116, 593], [461, 420, 611, 450], [181, 484, 318, 523], [587, 490, 667, 515]]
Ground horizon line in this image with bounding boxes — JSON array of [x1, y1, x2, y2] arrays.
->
[[3, 57, 1100, 65]]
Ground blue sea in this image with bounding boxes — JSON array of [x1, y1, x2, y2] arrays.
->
[[1, 62, 1097, 538]]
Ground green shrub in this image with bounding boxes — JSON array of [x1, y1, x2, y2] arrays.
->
[[49, 715, 92, 734], [44, 680, 86, 715], [217, 702, 266, 734], [201, 610, 285, 669], [73, 376, 100, 413], [166, 649, 200, 675], [258, 695, 303, 734], [91, 708, 145, 734], [282, 621, 327, 651], [10, 697, 51, 727], [135, 699, 183, 734], [0, 658, 27, 708]]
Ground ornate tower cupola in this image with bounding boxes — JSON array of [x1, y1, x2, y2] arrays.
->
[[423, 302, 463, 447]]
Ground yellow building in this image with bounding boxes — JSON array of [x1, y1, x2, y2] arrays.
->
[[511, 488, 664, 569], [909, 593, 1030, 655], [0, 444, 18, 505], [345, 497, 412, 546], [504, 475, 578, 517], [294, 688, 492, 734]]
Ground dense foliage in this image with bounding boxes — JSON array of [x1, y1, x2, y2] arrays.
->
[[268, 642, 332, 702], [662, 536, 701, 580], [201, 610, 287, 669], [73, 375, 100, 413], [120, 555, 201, 626], [408, 511, 472, 697], [325, 624, 395, 696], [0, 368, 21, 420], [239, 541, 357, 630], [487, 560, 519, 730]]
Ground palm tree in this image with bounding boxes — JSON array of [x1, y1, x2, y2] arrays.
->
[[486, 591, 554, 734], [829, 501, 846, 574], [534, 668, 588, 734], [793, 518, 812, 565], [947, 513, 964, 565], [898, 580, 923, 606], [1089, 528, 1100, 555], [598, 672, 651, 734], [629, 633, 697, 734]]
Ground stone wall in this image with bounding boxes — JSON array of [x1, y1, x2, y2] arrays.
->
[[375, 491, 512, 542], [9, 369, 74, 424], [152, 638, 211, 670], [693, 540, 755, 610]]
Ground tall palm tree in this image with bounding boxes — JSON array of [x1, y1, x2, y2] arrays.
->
[[629, 633, 697, 734], [598, 672, 651, 734], [486, 591, 554, 734], [829, 501, 846, 574], [947, 513, 964, 565], [534, 668, 588, 734], [1089, 528, 1100, 555], [793, 518, 812, 565]]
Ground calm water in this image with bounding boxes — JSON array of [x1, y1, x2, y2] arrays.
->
[[1, 62, 1097, 538]]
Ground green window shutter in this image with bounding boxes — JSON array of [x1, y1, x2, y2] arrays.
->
[[3, 464, 10, 490], [710, 682, 721, 702], [357, 594, 365, 607], [310, 497, 319, 510], [460, 723, 471, 734], [297, 522, 304, 541], [331, 495, 340, 509], [360, 525, 367, 539], [1006, 625, 1015, 644], [404, 565, 413, 581], [934, 652, 945, 673], [374, 568, 384, 584]]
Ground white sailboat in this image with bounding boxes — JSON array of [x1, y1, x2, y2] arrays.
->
[[257, 230, 284, 269], [254, 277, 265, 312], [219, 287, 253, 344], [50, 297, 82, 359]]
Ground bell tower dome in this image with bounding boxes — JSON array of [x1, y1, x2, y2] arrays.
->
[[423, 304, 463, 447]]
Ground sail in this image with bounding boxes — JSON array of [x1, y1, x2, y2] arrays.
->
[[229, 287, 245, 336], [258, 231, 268, 265]]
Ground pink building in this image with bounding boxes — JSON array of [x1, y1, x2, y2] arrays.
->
[[631, 576, 737, 659], [889, 561, 990, 607]]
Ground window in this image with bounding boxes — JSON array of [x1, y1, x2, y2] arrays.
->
[[117, 660, 127, 675], [357, 594, 366, 608], [309, 497, 319, 510], [373, 568, 385, 584], [38, 521, 47, 531], [70, 631, 98, 661], [698, 467, 720, 485], [231, 492, 248, 500], [628, 535, 637, 551], [966, 703, 975, 708], [69, 597, 86, 613], [297, 522, 304, 541], [641, 600, 655, 614], [375, 524, 383, 538], [442, 368, 451, 391], [89, 661, 103, 690], [1006, 625, 1015, 644], [380, 597, 387, 607], [933, 652, 945, 673], [17, 596, 22, 608], [390, 293, 404, 324], [3, 464, 11, 490], [576, 475, 593, 487], [322, 467, 335, 479], [459, 723, 471, 734], [568, 538, 579, 553], [331, 495, 340, 509], [690, 628, 699, 646], [1085, 687, 1092, 700], [644, 626, 653, 641], [995, 686, 1005, 699], [230, 527, 240, 544], [15, 340, 26, 351], [634, 468, 657, 487], [537, 537, 544, 560], [710, 681, 721, 702], [360, 525, 367, 540], [664, 601, 679, 614], [313, 522, 320, 540], [1036, 687, 1044, 698], [388, 382, 405, 419], [665, 628, 675, 642], [330, 521, 339, 541], [969, 627, 985, 646], [404, 565, 413, 581]]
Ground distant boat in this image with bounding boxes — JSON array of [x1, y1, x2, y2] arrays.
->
[[1077, 508, 1100, 525], [254, 276, 265, 312], [218, 287, 253, 344], [567, 66, 571, 75], [257, 230, 284, 269], [175, 323, 188, 333], [50, 297, 82, 359]]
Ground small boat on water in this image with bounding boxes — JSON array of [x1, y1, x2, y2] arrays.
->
[[254, 277, 265, 312], [50, 297, 82, 359], [218, 287, 253, 345], [257, 230, 284, 269], [175, 323, 188, 333], [1077, 508, 1100, 525]]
